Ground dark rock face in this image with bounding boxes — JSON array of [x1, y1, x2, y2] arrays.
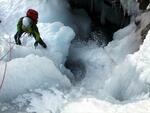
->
[[141, 23, 150, 41], [68, 0, 130, 42], [90, 29, 107, 47], [138, 0, 149, 10], [65, 59, 86, 81]]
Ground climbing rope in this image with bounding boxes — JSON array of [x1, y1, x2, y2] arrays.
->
[[102, 47, 117, 65], [0, 14, 17, 92], [0, 40, 15, 61], [0, 35, 15, 92], [0, 62, 7, 92]]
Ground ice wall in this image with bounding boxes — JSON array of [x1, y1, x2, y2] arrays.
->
[[68, 10, 150, 102], [0, 19, 75, 102]]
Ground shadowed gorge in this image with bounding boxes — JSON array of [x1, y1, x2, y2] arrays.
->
[[68, 0, 130, 42]]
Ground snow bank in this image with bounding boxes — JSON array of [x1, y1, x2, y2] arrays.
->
[[136, 30, 150, 84], [12, 88, 67, 113], [62, 97, 150, 113], [104, 11, 150, 101], [0, 55, 71, 102]]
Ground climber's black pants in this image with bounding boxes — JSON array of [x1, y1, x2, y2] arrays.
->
[[14, 31, 24, 45]]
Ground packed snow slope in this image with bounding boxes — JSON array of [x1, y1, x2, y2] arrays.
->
[[0, 0, 150, 113]]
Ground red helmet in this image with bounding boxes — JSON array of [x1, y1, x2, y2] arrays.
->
[[26, 9, 38, 23]]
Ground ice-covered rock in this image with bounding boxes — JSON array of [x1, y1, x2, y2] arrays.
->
[[0, 54, 71, 102], [0, 21, 75, 102]]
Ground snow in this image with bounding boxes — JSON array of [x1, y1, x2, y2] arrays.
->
[[137, 30, 150, 84], [0, 55, 71, 102], [62, 98, 150, 113], [13, 88, 67, 113], [0, 0, 150, 113]]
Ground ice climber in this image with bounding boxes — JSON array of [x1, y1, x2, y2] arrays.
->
[[14, 9, 47, 48]]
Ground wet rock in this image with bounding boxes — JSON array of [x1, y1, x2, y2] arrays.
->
[[141, 23, 150, 41], [138, 0, 149, 10]]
